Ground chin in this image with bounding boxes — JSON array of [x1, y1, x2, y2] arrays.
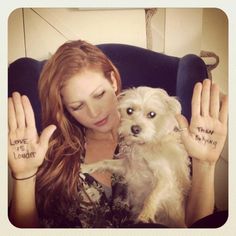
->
[[93, 121, 116, 134]]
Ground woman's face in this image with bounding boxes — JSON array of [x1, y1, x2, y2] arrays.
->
[[61, 70, 120, 134]]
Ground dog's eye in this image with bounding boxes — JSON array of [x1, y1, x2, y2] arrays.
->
[[147, 111, 156, 118], [127, 107, 134, 115]]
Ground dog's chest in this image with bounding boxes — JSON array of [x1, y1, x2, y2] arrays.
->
[[124, 153, 156, 188]]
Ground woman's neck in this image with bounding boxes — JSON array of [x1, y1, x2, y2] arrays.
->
[[85, 127, 118, 143]]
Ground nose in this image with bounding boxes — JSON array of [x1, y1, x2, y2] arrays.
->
[[131, 125, 142, 135], [87, 102, 100, 118]]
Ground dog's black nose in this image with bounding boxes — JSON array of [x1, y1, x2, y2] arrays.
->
[[131, 125, 142, 135]]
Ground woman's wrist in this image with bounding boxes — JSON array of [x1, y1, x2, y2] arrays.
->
[[191, 158, 216, 179], [11, 169, 38, 181], [11, 171, 37, 181], [191, 155, 217, 168]]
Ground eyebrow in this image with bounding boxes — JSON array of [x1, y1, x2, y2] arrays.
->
[[68, 84, 104, 105]]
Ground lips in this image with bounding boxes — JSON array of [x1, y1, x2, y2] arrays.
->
[[94, 116, 109, 127]]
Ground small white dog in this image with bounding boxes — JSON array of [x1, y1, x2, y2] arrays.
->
[[81, 86, 191, 227]]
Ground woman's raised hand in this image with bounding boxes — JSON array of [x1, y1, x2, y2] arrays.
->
[[8, 92, 56, 179], [176, 79, 228, 164]]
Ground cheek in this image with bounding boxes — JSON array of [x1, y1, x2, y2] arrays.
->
[[103, 91, 118, 110], [66, 108, 88, 125]]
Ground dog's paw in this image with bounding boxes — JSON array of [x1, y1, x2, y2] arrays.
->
[[136, 209, 155, 223], [136, 214, 150, 224], [80, 163, 96, 174]]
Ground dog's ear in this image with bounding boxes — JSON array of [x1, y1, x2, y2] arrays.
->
[[166, 96, 182, 115], [154, 88, 181, 115], [117, 87, 136, 101], [117, 90, 127, 101]]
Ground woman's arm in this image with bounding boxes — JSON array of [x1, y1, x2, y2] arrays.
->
[[176, 79, 228, 226], [8, 92, 56, 227], [9, 177, 39, 228], [185, 159, 215, 227]]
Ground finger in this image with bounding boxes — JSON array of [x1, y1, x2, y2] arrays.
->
[[219, 95, 228, 124], [8, 97, 17, 131], [191, 82, 202, 117], [39, 125, 57, 149], [22, 95, 36, 128], [12, 92, 26, 128], [201, 79, 211, 116], [175, 114, 189, 139], [210, 83, 220, 118]]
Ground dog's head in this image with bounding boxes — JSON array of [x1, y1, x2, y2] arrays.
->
[[118, 86, 181, 144]]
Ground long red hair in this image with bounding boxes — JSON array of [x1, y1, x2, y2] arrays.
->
[[36, 40, 121, 214]]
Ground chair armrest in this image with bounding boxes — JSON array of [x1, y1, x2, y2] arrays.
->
[[176, 54, 208, 121], [8, 57, 45, 131]]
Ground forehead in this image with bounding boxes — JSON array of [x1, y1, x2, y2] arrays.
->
[[119, 89, 166, 111], [61, 70, 111, 103]]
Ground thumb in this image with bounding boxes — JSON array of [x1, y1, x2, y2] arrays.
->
[[175, 114, 189, 139], [39, 125, 57, 149]]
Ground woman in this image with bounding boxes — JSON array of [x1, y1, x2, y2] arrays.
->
[[8, 40, 228, 228]]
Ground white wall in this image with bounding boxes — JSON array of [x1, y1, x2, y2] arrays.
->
[[151, 8, 228, 95], [202, 8, 228, 94], [8, 8, 147, 63], [165, 8, 203, 57], [8, 9, 25, 62]]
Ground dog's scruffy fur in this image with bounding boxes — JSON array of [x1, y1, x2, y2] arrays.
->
[[81, 86, 191, 227]]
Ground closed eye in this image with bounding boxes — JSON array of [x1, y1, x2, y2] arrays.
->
[[94, 91, 105, 99], [70, 91, 105, 111], [71, 103, 84, 111]]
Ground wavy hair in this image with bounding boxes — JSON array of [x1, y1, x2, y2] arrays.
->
[[36, 40, 121, 214]]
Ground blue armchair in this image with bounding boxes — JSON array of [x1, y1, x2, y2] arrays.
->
[[8, 43, 208, 132]]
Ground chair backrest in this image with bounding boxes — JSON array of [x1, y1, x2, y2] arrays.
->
[[8, 43, 208, 132], [97, 44, 180, 94]]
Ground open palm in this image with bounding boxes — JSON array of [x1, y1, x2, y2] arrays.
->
[[176, 79, 228, 164], [8, 92, 56, 179]]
